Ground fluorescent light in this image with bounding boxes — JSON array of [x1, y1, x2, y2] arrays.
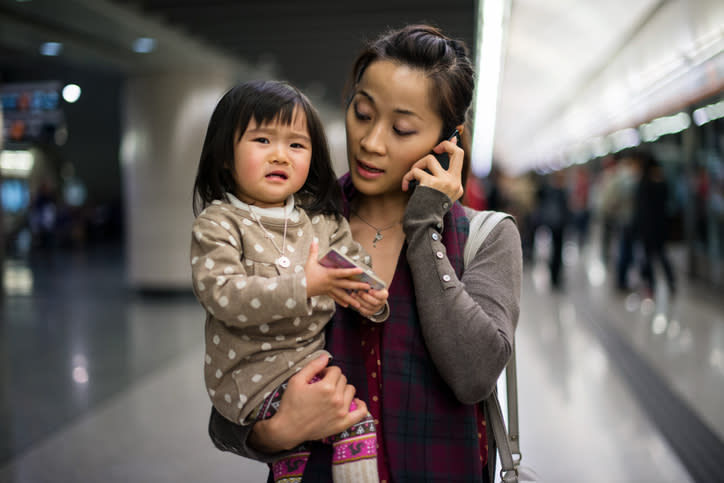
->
[[693, 99, 724, 126], [0, 150, 35, 176], [639, 112, 690, 142], [609, 128, 641, 152], [39, 42, 62, 56], [471, 0, 509, 178], [132, 37, 156, 54]]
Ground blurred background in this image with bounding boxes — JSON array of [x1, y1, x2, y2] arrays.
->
[[1, 0, 723, 482]]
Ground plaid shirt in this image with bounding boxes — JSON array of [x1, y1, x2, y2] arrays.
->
[[299, 175, 488, 482]]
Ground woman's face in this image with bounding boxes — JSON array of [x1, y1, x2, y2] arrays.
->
[[345, 60, 443, 196]]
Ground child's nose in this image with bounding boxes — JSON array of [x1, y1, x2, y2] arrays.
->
[[270, 145, 290, 164]]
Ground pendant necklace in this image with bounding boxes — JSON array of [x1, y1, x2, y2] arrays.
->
[[351, 208, 400, 248], [249, 205, 291, 269]]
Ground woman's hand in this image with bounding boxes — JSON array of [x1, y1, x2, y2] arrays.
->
[[402, 135, 464, 202], [249, 355, 368, 452], [350, 288, 388, 318], [305, 241, 372, 309]]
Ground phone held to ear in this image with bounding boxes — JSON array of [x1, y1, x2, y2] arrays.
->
[[409, 129, 460, 191]]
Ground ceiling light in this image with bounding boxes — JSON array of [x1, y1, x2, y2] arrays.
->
[[62, 84, 81, 103], [39, 42, 62, 56], [132, 37, 156, 54]]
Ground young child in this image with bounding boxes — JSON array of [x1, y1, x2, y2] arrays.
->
[[190, 80, 387, 483]]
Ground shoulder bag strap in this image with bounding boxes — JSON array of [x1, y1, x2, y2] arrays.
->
[[464, 210, 522, 480]]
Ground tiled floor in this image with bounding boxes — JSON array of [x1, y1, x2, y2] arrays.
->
[[1, 228, 722, 482]]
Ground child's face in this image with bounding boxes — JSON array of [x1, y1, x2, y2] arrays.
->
[[232, 108, 312, 208]]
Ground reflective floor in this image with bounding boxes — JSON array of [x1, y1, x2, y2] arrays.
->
[[1, 226, 723, 482]]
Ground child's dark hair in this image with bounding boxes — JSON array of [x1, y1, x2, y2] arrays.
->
[[192, 80, 342, 216], [344, 25, 475, 186]]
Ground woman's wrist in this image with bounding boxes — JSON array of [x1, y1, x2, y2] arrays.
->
[[249, 415, 296, 453]]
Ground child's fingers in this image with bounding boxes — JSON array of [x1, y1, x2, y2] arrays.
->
[[325, 267, 364, 278]]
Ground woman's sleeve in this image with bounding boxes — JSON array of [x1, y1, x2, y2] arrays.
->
[[403, 186, 522, 404], [208, 407, 293, 464]]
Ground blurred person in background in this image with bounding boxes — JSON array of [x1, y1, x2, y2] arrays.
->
[[633, 150, 676, 297], [598, 152, 641, 292], [29, 178, 58, 250], [569, 165, 591, 247], [592, 155, 620, 264], [535, 170, 569, 289]]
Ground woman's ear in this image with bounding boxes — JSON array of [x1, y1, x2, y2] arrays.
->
[[455, 124, 465, 135]]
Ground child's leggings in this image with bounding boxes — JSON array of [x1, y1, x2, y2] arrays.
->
[[253, 378, 379, 483]]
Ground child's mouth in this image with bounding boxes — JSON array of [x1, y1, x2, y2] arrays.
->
[[266, 171, 288, 180]]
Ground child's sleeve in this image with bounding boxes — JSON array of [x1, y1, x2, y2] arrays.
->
[[190, 210, 313, 326]]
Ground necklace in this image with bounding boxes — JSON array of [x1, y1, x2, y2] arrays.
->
[[249, 205, 290, 269], [351, 208, 400, 248]]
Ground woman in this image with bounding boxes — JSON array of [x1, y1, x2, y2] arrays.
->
[[209, 24, 522, 482]]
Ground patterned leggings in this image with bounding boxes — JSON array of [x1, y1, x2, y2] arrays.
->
[[253, 378, 379, 483]]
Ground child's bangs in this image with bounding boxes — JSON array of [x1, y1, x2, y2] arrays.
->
[[250, 93, 305, 128]]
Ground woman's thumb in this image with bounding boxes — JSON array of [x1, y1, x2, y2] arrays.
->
[[297, 354, 329, 381]]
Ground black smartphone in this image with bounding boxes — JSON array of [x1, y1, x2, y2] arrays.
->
[[409, 129, 460, 191]]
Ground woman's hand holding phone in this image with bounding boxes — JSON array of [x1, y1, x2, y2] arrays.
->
[[402, 129, 464, 202]]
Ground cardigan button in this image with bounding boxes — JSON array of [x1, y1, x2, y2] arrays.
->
[[436, 251, 444, 259], [442, 274, 451, 282], [431, 232, 439, 241], [442, 201, 450, 209]]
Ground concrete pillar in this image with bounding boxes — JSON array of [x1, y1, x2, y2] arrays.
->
[[121, 70, 237, 291]]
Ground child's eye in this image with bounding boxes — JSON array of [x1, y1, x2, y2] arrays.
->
[[290, 142, 307, 149], [253, 137, 270, 144]]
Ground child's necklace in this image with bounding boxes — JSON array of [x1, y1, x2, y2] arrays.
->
[[249, 205, 290, 269]]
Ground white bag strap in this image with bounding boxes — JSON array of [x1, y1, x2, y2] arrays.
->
[[463, 210, 511, 268], [463, 210, 523, 480]]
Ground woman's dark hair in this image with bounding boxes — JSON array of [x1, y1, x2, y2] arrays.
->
[[344, 24, 475, 186], [192, 79, 342, 216]]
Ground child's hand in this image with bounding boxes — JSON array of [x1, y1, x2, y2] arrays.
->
[[305, 241, 371, 308], [350, 288, 388, 318]]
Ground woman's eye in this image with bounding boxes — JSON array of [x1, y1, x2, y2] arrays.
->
[[394, 127, 415, 136], [353, 105, 371, 121]]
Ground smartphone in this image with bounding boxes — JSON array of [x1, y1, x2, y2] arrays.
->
[[409, 129, 460, 191], [318, 247, 387, 290]]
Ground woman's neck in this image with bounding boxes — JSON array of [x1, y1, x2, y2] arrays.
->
[[352, 190, 409, 226]]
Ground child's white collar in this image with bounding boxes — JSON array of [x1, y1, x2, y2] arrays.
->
[[225, 193, 297, 220]]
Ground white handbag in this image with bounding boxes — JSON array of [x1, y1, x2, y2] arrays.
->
[[465, 210, 542, 483]]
